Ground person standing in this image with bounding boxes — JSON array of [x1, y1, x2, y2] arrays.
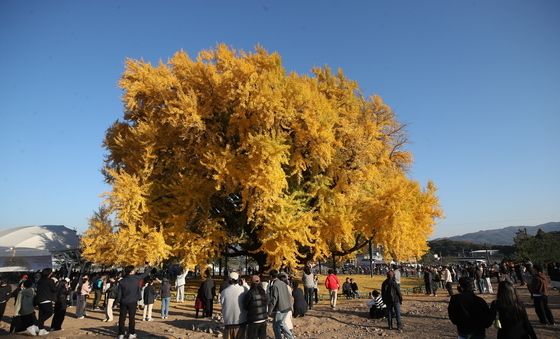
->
[[175, 270, 187, 303], [91, 275, 104, 311], [448, 277, 492, 339], [0, 278, 12, 328], [302, 266, 315, 309], [529, 264, 555, 325], [50, 277, 69, 331], [243, 275, 268, 339], [103, 277, 118, 322], [268, 270, 293, 339], [220, 272, 247, 339], [324, 269, 340, 310], [313, 274, 319, 304], [441, 266, 453, 296], [75, 275, 91, 319], [423, 267, 433, 295], [35, 268, 58, 335], [117, 265, 150, 339], [160, 277, 171, 319], [490, 280, 537, 339], [142, 277, 155, 321], [381, 270, 403, 332], [393, 265, 402, 287], [200, 269, 216, 318]]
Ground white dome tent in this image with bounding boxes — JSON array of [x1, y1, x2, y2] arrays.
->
[[0, 225, 80, 272]]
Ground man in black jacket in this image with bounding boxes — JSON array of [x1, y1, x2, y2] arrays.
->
[[117, 265, 150, 339], [448, 277, 492, 339], [35, 268, 58, 335], [381, 270, 403, 332]]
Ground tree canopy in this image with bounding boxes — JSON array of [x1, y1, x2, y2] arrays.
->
[[81, 45, 443, 269]]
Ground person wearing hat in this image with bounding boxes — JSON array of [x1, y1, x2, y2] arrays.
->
[[220, 272, 247, 339], [268, 270, 294, 339], [243, 275, 268, 339]]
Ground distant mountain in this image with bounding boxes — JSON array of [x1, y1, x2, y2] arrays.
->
[[440, 222, 560, 246]]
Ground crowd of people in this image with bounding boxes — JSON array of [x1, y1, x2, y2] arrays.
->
[[0, 259, 556, 339]]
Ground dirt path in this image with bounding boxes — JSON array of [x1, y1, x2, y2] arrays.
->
[[0, 285, 558, 338]]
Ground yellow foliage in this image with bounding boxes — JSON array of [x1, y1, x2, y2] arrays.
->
[[84, 44, 442, 269]]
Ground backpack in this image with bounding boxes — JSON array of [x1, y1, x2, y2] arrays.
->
[[93, 279, 103, 290]]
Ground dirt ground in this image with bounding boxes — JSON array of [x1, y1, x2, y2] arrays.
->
[[0, 284, 558, 338]]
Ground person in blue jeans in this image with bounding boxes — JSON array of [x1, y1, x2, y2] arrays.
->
[[160, 278, 171, 319], [267, 270, 293, 339], [381, 270, 403, 332]]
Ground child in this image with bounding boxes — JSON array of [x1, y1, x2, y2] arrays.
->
[[142, 278, 155, 321], [367, 290, 386, 319]]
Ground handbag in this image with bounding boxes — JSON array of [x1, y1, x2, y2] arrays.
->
[[194, 296, 204, 310], [493, 311, 502, 329]]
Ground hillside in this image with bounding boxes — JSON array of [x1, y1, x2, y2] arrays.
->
[[441, 221, 560, 246]]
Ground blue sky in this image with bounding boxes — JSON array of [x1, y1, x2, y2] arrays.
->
[[1, 0, 559, 238]]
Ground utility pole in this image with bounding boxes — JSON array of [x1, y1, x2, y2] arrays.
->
[[369, 239, 373, 278]]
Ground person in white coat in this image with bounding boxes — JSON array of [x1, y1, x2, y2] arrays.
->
[[175, 270, 187, 303]]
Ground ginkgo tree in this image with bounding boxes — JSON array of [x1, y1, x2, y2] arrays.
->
[[81, 44, 442, 269]]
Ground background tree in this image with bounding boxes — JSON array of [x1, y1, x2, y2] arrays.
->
[[82, 45, 442, 269], [514, 228, 560, 264]]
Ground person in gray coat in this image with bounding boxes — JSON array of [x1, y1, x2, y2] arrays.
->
[[268, 270, 293, 339]]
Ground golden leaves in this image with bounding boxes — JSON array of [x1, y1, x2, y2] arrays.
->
[[84, 44, 442, 268]]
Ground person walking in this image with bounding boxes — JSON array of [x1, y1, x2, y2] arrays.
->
[[324, 269, 340, 310], [243, 275, 268, 339], [302, 266, 315, 309], [13, 279, 38, 335], [490, 280, 537, 339], [160, 277, 171, 319], [220, 272, 247, 339], [35, 268, 58, 335], [381, 270, 403, 332], [529, 264, 555, 325], [175, 270, 187, 303], [117, 265, 150, 339], [50, 277, 70, 331], [75, 275, 91, 319], [268, 270, 294, 339], [103, 277, 118, 322], [448, 277, 493, 339]]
